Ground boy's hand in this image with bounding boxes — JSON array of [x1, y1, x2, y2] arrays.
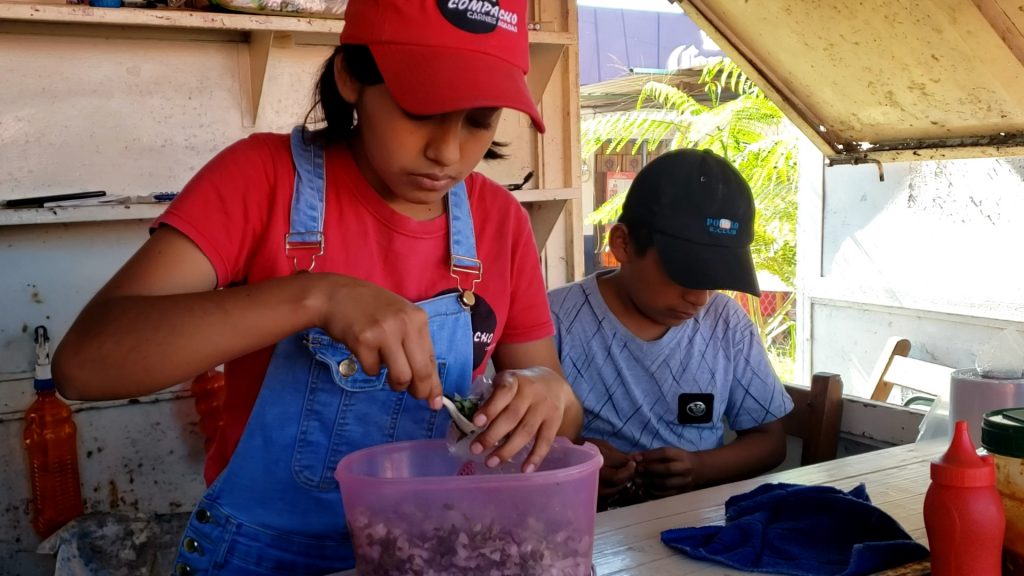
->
[[634, 447, 702, 498], [588, 439, 637, 498], [313, 274, 442, 409], [469, 367, 567, 473]]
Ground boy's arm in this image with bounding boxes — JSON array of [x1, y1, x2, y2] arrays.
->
[[635, 420, 786, 498]]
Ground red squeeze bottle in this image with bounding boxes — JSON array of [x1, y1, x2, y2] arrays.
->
[[924, 419, 1005, 575], [191, 369, 226, 450], [23, 326, 84, 539]]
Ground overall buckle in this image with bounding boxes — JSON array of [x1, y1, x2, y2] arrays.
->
[[285, 232, 324, 272], [450, 255, 483, 308]]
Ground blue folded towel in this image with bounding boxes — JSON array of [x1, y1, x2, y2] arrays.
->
[[660, 483, 930, 576]]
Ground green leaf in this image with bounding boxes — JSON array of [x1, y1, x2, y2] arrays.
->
[[452, 396, 481, 420]]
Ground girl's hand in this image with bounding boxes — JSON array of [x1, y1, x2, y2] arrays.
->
[[312, 274, 443, 409], [468, 367, 569, 473]]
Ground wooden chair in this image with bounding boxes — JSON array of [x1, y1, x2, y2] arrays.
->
[[783, 372, 844, 465], [868, 337, 954, 406]]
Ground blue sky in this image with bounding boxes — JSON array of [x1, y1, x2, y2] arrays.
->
[[577, 0, 683, 13]]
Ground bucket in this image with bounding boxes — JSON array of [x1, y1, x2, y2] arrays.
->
[[335, 438, 602, 575]]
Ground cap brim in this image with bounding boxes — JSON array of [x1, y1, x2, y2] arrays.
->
[[653, 233, 761, 296], [368, 44, 545, 133]]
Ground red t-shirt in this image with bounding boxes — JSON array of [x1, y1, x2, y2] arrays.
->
[[155, 133, 553, 484]]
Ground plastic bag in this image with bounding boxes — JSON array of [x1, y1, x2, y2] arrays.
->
[[446, 375, 531, 475], [210, 0, 346, 19], [976, 328, 1024, 379], [916, 393, 952, 444]]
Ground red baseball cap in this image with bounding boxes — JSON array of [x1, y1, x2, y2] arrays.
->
[[340, 0, 545, 133]]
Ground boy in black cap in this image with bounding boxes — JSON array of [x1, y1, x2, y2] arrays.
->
[[549, 149, 793, 508]]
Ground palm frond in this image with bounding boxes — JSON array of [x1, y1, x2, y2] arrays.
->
[[701, 59, 761, 99], [638, 81, 708, 116], [585, 57, 799, 295], [581, 109, 694, 157], [584, 189, 627, 225]]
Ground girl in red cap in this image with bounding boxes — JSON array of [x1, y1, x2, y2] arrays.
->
[[53, 0, 582, 573]]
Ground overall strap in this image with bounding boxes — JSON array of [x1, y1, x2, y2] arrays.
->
[[446, 182, 482, 305], [286, 126, 326, 272]]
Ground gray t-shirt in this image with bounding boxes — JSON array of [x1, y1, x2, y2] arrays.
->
[[549, 273, 793, 453]]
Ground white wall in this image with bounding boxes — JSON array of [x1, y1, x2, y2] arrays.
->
[[798, 152, 1024, 398], [0, 34, 334, 574], [0, 35, 329, 201], [0, 31, 546, 574], [0, 22, 573, 570], [0, 398, 206, 573]]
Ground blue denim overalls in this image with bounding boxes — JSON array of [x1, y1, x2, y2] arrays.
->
[[171, 127, 478, 575]]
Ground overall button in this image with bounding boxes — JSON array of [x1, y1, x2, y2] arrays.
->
[[339, 357, 358, 378], [183, 537, 201, 554], [195, 509, 211, 524], [175, 563, 193, 576]]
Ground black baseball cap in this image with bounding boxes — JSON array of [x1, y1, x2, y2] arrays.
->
[[618, 149, 761, 296]]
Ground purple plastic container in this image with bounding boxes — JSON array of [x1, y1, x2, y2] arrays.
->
[[335, 438, 602, 576]]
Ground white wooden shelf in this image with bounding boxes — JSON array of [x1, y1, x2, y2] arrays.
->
[[0, 203, 166, 226], [0, 378, 191, 423], [0, 2, 580, 263], [0, 3, 343, 38], [528, 29, 574, 45], [0, 3, 572, 126], [512, 187, 577, 203], [0, 188, 577, 227], [0, 4, 571, 43]]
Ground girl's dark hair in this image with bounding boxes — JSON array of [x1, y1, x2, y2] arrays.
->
[[305, 45, 506, 159]]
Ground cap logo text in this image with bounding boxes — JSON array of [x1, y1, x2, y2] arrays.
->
[[706, 217, 739, 236], [440, 0, 519, 34]]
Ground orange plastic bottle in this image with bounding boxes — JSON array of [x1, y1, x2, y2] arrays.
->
[[23, 326, 84, 539], [191, 369, 226, 450]]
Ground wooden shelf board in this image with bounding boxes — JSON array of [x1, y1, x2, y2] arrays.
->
[[0, 203, 166, 226], [0, 4, 571, 44], [0, 188, 577, 227], [512, 187, 578, 203], [0, 4, 574, 118], [528, 28, 573, 45], [0, 3, 345, 35]]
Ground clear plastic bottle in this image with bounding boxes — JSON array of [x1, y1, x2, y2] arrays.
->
[[23, 326, 84, 539]]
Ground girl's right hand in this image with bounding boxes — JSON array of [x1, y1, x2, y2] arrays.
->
[[310, 274, 443, 410]]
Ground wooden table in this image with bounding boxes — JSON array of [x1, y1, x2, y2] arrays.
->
[[333, 441, 943, 575], [592, 441, 942, 575]]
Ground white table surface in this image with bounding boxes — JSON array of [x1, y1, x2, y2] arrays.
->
[[333, 441, 942, 575], [590, 441, 940, 575]]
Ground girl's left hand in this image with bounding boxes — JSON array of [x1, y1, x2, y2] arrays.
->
[[468, 367, 568, 473]]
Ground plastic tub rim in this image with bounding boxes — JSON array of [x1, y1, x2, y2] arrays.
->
[[335, 438, 602, 486]]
